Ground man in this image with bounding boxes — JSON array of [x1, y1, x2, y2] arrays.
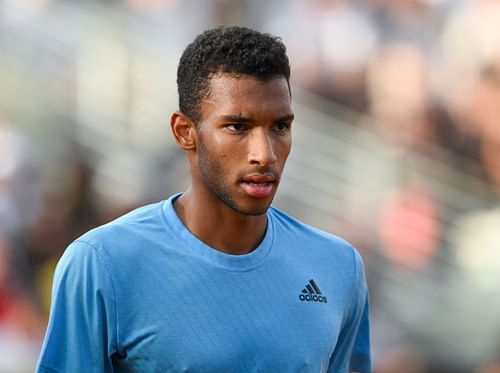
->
[[36, 26, 371, 372]]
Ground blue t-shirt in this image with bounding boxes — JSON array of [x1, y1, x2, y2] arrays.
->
[[37, 194, 371, 373]]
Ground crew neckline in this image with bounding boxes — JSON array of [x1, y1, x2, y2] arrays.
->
[[160, 193, 274, 272]]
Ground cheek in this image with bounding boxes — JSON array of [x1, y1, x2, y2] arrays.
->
[[213, 138, 246, 164], [210, 143, 239, 175], [276, 137, 292, 162]]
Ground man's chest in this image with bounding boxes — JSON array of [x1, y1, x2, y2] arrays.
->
[[112, 259, 351, 372]]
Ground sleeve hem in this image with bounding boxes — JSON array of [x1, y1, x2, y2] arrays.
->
[[37, 363, 64, 373], [350, 352, 372, 372]]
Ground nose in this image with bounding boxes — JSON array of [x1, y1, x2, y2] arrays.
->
[[248, 128, 277, 166]]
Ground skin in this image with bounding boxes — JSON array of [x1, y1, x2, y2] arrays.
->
[[170, 73, 294, 255]]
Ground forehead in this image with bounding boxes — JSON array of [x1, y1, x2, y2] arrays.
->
[[200, 73, 292, 119]]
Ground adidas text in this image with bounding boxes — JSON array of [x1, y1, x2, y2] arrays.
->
[[299, 294, 328, 303]]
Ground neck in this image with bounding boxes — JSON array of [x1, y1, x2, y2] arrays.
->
[[173, 187, 268, 255]]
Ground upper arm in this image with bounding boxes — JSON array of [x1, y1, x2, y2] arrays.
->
[[328, 248, 372, 373], [36, 240, 118, 373]]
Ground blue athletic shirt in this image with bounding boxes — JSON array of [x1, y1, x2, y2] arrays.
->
[[37, 193, 371, 373]]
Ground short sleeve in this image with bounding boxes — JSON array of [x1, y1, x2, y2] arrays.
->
[[328, 249, 372, 373], [36, 240, 118, 373]]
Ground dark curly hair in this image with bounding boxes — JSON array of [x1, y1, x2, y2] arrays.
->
[[177, 26, 291, 123]]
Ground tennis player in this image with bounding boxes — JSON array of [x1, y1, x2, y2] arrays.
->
[[36, 26, 371, 373]]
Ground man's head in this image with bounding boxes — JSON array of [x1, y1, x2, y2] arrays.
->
[[177, 26, 291, 124], [171, 26, 293, 216]]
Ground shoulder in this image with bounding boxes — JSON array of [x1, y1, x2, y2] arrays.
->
[[54, 201, 168, 285], [56, 201, 166, 272], [268, 206, 362, 269], [76, 201, 165, 251], [268, 206, 354, 251]]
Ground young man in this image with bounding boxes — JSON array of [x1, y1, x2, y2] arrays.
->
[[37, 26, 371, 373]]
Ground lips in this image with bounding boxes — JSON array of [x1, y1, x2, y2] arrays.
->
[[240, 174, 277, 198]]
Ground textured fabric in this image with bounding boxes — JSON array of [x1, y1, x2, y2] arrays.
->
[[37, 194, 371, 373]]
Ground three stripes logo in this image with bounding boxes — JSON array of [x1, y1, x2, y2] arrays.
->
[[299, 279, 328, 303]]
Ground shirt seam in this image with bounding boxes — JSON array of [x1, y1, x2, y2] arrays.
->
[[345, 245, 358, 326], [74, 239, 121, 358]]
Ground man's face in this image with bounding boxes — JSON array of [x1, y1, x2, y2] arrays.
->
[[194, 73, 293, 216]]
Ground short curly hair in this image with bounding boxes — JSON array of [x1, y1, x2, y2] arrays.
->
[[177, 26, 291, 123]]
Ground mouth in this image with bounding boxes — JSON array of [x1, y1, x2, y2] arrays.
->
[[240, 174, 277, 199]]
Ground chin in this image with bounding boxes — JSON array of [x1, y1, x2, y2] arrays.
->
[[228, 198, 273, 216], [209, 185, 275, 216], [239, 206, 270, 216]]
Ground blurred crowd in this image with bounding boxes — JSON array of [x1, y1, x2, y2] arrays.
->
[[1, 0, 500, 372]]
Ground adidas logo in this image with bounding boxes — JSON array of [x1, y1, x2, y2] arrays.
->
[[299, 279, 328, 303]]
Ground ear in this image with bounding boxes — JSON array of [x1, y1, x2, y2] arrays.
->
[[170, 111, 197, 150]]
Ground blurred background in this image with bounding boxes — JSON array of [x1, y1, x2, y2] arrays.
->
[[1, 0, 500, 372]]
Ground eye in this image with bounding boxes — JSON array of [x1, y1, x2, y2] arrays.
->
[[273, 122, 290, 133], [226, 123, 247, 132]]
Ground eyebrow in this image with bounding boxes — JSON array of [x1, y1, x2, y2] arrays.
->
[[274, 114, 295, 123], [220, 115, 253, 123], [219, 114, 295, 123]]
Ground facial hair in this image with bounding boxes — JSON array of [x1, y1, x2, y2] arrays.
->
[[197, 136, 272, 216]]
